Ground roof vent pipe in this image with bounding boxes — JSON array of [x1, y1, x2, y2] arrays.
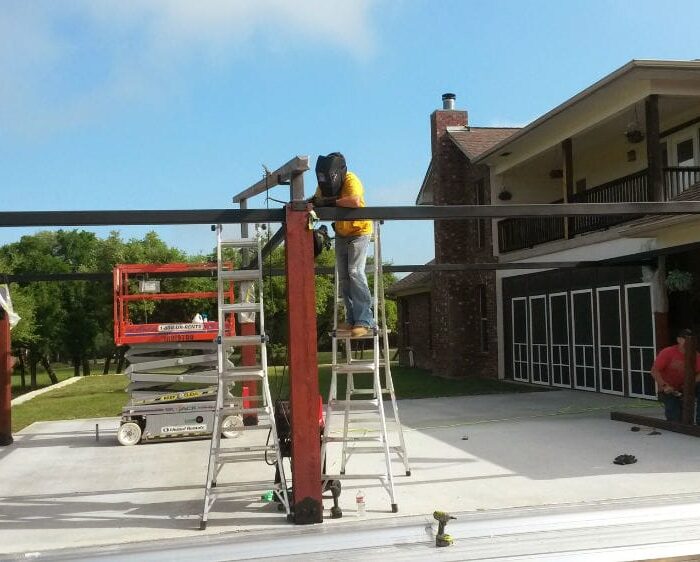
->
[[442, 93, 456, 110]]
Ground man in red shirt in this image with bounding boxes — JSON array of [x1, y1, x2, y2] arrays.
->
[[650, 328, 700, 424]]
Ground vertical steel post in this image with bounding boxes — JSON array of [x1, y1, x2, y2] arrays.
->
[[285, 202, 322, 524], [0, 310, 12, 446]]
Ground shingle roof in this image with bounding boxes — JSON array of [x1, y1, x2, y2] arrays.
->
[[416, 127, 520, 204], [447, 127, 521, 160], [387, 260, 433, 296]]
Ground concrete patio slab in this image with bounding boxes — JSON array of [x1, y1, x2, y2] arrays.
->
[[1, 389, 699, 560]]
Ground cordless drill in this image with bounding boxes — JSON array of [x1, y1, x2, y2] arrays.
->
[[433, 511, 456, 547]]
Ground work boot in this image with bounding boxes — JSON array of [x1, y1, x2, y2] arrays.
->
[[336, 322, 352, 331], [351, 325, 370, 337]]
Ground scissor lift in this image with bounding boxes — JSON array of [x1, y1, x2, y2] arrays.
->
[[113, 263, 241, 445]]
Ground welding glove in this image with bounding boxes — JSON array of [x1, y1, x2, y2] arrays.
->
[[311, 195, 337, 207]]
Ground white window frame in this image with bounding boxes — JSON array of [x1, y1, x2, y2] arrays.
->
[[548, 292, 571, 388], [571, 289, 596, 392], [512, 297, 529, 382], [596, 286, 624, 396], [529, 295, 549, 386], [624, 282, 657, 399]]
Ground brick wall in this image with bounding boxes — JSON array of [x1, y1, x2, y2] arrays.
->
[[426, 107, 499, 378], [397, 293, 433, 370]]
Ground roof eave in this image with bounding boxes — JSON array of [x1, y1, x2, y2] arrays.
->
[[473, 59, 700, 165]]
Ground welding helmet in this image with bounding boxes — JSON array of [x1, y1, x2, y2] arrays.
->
[[315, 152, 347, 197]]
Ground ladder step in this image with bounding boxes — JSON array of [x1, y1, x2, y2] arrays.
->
[[220, 303, 260, 314], [220, 406, 270, 416], [329, 399, 379, 410], [334, 363, 375, 374], [331, 331, 378, 340], [344, 446, 396, 454], [323, 436, 383, 443], [222, 335, 266, 347], [220, 239, 259, 249], [217, 452, 277, 463], [322, 473, 387, 481], [221, 367, 265, 381], [127, 373, 219, 384], [219, 270, 260, 282], [349, 388, 391, 396]]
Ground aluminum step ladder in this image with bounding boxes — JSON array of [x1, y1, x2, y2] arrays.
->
[[321, 221, 410, 514], [200, 226, 290, 529]]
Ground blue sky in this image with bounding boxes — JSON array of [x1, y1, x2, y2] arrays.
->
[[2, 0, 700, 267]]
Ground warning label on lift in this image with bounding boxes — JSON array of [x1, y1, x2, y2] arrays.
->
[[157, 323, 205, 332], [161, 424, 207, 434]]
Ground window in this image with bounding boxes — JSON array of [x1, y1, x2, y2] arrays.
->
[[676, 138, 695, 167], [475, 179, 486, 249], [478, 285, 488, 352]]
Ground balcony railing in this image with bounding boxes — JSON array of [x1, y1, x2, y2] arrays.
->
[[569, 169, 649, 235], [498, 199, 565, 253], [664, 166, 700, 200], [498, 167, 700, 253]]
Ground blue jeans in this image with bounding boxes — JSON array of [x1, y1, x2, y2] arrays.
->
[[335, 234, 373, 328], [660, 383, 700, 424]]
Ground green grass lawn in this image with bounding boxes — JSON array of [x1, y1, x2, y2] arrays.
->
[[10, 364, 546, 433]]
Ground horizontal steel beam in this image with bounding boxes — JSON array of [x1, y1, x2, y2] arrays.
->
[[232, 156, 310, 203], [314, 201, 700, 220], [0, 260, 650, 283], [0, 209, 286, 228], [4, 202, 700, 229]]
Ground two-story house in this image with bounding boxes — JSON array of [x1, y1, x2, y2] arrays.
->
[[393, 59, 700, 399]]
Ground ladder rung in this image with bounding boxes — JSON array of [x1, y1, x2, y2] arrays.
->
[[331, 331, 377, 340], [220, 239, 259, 249], [220, 406, 269, 416], [222, 335, 266, 347], [322, 473, 387, 481], [220, 303, 260, 314], [219, 270, 260, 282], [221, 368, 265, 381], [328, 399, 378, 410], [350, 388, 391, 396], [344, 446, 392, 454], [324, 436, 383, 443], [216, 453, 276, 463], [334, 363, 375, 374]]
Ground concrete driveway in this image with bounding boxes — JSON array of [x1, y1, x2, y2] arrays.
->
[[2, 389, 700, 560]]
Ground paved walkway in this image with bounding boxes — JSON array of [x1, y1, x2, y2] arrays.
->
[[1, 390, 699, 559]]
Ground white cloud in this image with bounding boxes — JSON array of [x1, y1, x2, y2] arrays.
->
[[0, 0, 378, 137]]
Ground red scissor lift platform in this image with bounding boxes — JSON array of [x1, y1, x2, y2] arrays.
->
[[113, 262, 240, 445], [113, 262, 234, 345]]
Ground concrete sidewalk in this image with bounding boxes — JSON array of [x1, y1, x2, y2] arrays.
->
[[1, 390, 699, 559]]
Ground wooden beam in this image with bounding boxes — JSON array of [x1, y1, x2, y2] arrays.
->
[[284, 203, 323, 524], [610, 411, 700, 437], [645, 95, 664, 201], [232, 156, 310, 203], [562, 138, 574, 238]]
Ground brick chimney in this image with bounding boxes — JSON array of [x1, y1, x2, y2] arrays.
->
[[430, 93, 468, 156]]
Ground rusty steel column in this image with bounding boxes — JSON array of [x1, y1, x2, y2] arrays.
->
[[285, 203, 323, 524], [0, 310, 12, 446]]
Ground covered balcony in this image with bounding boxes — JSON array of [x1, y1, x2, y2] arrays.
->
[[498, 167, 700, 253]]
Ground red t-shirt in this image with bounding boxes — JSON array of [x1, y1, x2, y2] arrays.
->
[[653, 345, 700, 390]]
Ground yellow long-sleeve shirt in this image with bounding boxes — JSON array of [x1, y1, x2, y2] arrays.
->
[[315, 171, 373, 237]]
